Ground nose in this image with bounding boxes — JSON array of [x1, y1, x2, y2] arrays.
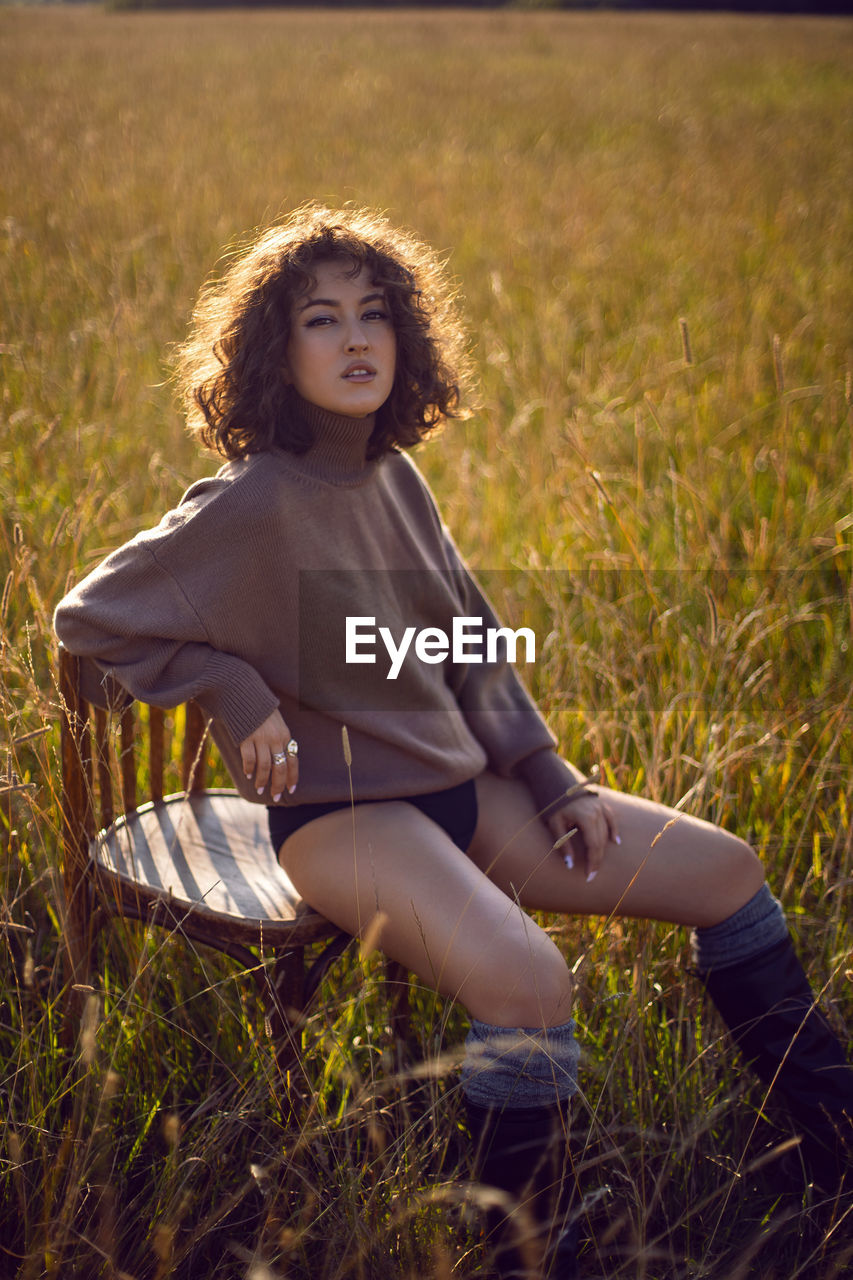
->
[[344, 317, 369, 351]]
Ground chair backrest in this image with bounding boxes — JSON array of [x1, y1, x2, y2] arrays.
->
[[59, 646, 208, 813], [58, 647, 215, 980]]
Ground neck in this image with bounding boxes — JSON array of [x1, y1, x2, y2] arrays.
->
[[289, 393, 378, 483]]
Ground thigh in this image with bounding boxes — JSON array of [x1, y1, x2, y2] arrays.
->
[[468, 771, 765, 928], [276, 800, 573, 1029]]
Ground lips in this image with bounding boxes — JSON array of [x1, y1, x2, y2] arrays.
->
[[342, 361, 377, 380]]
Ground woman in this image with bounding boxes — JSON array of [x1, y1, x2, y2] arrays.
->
[[54, 204, 850, 1277]]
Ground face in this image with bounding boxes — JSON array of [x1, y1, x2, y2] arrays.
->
[[285, 261, 397, 418]]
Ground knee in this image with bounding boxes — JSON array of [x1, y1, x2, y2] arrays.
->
[[727, 833, 765, 895], [706, 832, 766, 925], [469, 932, 574, 1030]]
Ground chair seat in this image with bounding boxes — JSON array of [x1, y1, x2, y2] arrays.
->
[[92, 789, 339, 947]]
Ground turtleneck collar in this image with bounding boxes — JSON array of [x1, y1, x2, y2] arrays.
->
[[284, 393, 378, 486]]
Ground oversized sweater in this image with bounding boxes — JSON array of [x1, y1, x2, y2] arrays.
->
[[54, 397, 580, 813]]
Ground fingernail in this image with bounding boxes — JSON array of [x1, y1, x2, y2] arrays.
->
[[288, 784, 296, 795], [614, 835, 622, 846], [586, 870, 598, 883], [563, 852, 574, 870], [257, 787, 265, 796], [272, 793, 282, 803]]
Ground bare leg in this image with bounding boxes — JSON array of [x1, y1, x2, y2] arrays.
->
[[277, 772, 762, 1024], [276, 800, 574, 1029], [468, 771, 766, 928]]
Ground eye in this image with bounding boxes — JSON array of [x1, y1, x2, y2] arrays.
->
[[363, 308, 390, 323], [305, 314, 335, 327]]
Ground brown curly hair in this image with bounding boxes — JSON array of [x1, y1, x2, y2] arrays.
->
[[174, 204, 472, 460]]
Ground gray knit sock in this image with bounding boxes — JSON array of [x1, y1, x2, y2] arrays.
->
[[691, 882, 789, 974], [461, 1017, 579, 1111]]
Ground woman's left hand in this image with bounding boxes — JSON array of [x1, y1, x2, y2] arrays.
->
[[546, 791, 619, 882]]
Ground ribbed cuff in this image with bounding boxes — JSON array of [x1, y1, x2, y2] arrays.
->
[[691, 883, 789, 973], [461, 1017, 580, 1110], [196, 651, 280, 745]]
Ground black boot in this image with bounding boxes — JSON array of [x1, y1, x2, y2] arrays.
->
[[701, 935, 852, 1193], [466, 1100, 579, 1279]]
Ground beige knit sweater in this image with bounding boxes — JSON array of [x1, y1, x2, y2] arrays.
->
[[54, 398, 579, 813]]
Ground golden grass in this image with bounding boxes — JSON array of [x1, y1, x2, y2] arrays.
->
[[1, 7, 851, 1277]]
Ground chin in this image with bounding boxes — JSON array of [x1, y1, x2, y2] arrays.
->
[[339, 395, 385, 418]]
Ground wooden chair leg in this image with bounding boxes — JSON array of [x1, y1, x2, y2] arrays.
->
[[61, 892, 105, 1058], [265, 935, 352, 1083], [62, 880, 106, 1025], [384, 959, 412, 1058], [265, 947, 307, 1076], [58, 647, 99, 1001], [63, 880, 96, 991]]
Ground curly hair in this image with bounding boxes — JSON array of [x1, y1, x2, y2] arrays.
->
[[173, 204, 472, 461]]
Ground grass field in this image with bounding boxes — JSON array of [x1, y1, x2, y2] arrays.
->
[[1, 6, 852, 1277]]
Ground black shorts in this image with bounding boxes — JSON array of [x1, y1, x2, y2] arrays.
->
[[268, 777, 479, 857]]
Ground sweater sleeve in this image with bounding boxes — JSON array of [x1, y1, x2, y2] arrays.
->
[[53, 521, 280, 746], [513, 747, 587, 820]]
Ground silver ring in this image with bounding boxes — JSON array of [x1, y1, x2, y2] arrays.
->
[[272, 740, 298, 767]]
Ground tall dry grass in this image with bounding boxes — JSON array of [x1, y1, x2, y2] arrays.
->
[[1, 7, 851, 1277]]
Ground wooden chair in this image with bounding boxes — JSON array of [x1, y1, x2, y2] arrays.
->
[[57, 645, 367, 1076]]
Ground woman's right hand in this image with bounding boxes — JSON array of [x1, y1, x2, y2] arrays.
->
[[239, 709, 299, 801], [546, 790, 619, 882]]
